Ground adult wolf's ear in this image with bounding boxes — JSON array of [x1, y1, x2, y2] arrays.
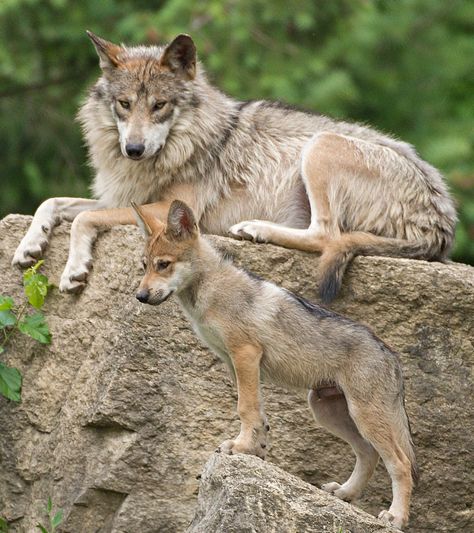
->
[[86, 30, 124, 70], [160, 34, 196, 80], [131, 202, 163, 237], [166, 200, 198, 239]]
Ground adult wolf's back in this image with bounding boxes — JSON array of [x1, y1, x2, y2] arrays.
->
[[12, 32, 456, 299]]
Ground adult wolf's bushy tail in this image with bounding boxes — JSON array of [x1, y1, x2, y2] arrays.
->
[[317, 232, 438, 303]]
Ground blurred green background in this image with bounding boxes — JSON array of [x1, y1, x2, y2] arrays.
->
[[0, 0, 472, 263]]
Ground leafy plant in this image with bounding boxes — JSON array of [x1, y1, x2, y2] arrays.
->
[[36, 498, 63, 533], [0, 260, 52, 402], [0, 517, 9, 532]]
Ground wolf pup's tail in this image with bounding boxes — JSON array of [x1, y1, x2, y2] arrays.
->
[[317, 232, 431, 303]]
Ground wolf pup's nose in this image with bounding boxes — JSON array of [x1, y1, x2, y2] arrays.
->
[[136, 289, 150, 303], [126, 143, 145, 158]]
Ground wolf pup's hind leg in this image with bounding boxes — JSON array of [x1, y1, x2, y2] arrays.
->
[[345, 398, 415, 530], [308, 391, 379, 502]]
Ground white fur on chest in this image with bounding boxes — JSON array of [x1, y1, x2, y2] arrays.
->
[[181, 306, 233, 370]]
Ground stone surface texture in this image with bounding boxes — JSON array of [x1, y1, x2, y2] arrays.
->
[[0, 215, 472, 533], [189, 453, 395, 533]]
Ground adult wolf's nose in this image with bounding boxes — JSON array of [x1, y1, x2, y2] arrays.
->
[[136, 289, 150, 303], [126, 143, 145, 158]]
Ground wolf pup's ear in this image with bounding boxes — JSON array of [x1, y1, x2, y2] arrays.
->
[[131, 202, 163, 237], [166, 200, 198, 240], [160, 34, 196, 80], [87, 30, 124, 70]]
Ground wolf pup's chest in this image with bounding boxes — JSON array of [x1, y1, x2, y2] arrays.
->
[[187, 315, 233, 369]]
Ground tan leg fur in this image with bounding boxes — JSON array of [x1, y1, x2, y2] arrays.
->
[[217, 343, 268, 459]]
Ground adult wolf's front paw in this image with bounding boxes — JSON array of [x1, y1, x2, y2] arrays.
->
[[228, 220, 272, 243], [12, 227, 50, 268], [59, 259, 92, 294]]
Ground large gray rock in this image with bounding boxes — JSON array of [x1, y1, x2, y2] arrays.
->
[[0, 214, 472, 533], [189, 453, 394, 533]]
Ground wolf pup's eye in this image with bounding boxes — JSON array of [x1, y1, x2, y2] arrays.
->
[[118, 100, 130, 109], [156, 260, 171, 271], [152, 101, 167, 112]]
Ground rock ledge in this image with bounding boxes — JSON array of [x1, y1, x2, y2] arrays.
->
[[189, 453, 394, 533]]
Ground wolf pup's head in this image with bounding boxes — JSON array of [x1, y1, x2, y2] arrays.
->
[[87, 31, 196, 160], [132, 200, 199, 305]]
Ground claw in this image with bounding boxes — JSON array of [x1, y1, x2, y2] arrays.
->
[[70, 271, 88, 282]]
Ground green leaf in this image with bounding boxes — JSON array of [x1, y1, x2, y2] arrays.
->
[[36, 524, 49, 533], [24, 273, 50, 309], [0, 296, 14, 311], [47, 497, 52, 514], [18, 313, 51, 344], [0, 362, 22, 402], [0, 516, 9, 533], [51, 509, 63, 528], [0, 310, 16, 328]]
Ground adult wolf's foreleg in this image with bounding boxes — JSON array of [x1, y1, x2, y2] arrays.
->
[[12, 198, 103, 267], [59, 203, 171, 293]]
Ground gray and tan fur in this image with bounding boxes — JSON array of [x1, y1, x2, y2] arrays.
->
[[12, 32, 456, 300], [133, 200, 417, 530]]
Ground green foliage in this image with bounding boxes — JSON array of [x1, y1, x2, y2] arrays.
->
[[0, 261, 52, 402], [0, 517, 9, 532], [36, 497, 63, 533], [0, 362, 22, 403], [0, 0, 472, 263]]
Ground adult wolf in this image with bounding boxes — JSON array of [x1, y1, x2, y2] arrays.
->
[[12, 32, 456, 301]]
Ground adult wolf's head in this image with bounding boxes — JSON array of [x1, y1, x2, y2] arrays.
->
[[87, 31, 197, 160]]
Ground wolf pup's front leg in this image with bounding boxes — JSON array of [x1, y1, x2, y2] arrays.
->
[[217, 343, 269, 459]]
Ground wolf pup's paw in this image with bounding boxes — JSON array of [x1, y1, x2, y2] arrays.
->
[[321, 481, 342, 494], [378, 510, 405, 530], [12, 226, 50, 268], [321, 481, 361, 502], [228, 220, 273, 244], [216, 438, 267, 460], [59, 259, 92, 294], [216, 425, 268, 460]]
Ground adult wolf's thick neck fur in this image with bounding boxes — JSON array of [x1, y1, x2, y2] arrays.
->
[[78, 53, 235, 208]]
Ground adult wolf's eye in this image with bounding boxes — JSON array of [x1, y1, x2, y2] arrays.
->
[[156, 260, 171, 271], [152, 101, 167, 112], [118, 100, 130, 109]]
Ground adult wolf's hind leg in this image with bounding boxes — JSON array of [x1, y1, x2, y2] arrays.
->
[[228, 131, 366, 251], [308, 391, 379, 502]]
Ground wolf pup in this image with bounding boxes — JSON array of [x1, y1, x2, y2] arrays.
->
[[132, 200, 417, 530], [13, 32, 455, 301]]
